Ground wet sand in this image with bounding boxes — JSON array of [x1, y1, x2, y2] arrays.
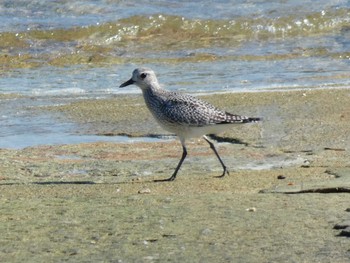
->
[[1, 88, 350, 262]]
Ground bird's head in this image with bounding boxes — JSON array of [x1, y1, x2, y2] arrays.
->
[[120, 68, 159, 90]]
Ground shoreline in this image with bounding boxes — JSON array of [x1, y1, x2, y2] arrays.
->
[[47, 87, 350, 149]]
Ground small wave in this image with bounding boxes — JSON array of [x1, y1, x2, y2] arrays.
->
[[31, 88, 86, 96], [0, 7, 349, 69], [98, 8, 350, 46], [2, 8, 349, 48]]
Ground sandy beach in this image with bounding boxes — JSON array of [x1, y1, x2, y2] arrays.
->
[[1, 88, 350, 262]]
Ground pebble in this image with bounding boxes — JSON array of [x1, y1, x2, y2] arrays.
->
[[201, 228, 212, 236], [132, 177, 141, 182], [138, 188, 151, 194], [301, 160, 310, 168], [246, 207, 257, 212]]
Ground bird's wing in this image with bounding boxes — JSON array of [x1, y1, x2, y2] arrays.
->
[[160, 93, 245, 126]]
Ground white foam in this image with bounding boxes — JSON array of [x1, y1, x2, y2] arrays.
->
[[31, 88, 86, 96]]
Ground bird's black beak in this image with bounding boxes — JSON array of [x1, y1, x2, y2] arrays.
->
[[119, 78, 134, 88]]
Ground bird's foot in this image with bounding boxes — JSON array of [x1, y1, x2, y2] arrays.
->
[[154, 175, 176, 182], [214, 169, 229, 178]]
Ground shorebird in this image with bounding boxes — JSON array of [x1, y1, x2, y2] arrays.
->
[[120, 68, 261, 181]]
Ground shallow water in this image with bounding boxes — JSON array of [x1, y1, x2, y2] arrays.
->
[[0, 1, 350, 148]]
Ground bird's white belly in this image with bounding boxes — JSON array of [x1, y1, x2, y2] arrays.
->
[[158, 120, 235, 140]]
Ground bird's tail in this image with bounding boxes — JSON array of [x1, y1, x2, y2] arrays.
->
[[243, 117, 262, 123], [218, 112, 262, 124], [224, 112, 262, 123]]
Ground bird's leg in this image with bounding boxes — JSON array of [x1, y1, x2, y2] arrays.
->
[[203, 135, 229, 178], [154, 145, 187, 182]]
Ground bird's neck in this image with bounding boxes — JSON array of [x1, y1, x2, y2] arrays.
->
[[142, 86, 166, 110], [142, 84, 163, 97]]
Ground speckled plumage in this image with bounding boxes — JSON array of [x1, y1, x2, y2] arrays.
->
[[120, 67, 261, 181]]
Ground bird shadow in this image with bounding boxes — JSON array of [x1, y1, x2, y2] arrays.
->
[[207, 134, 249, 146]]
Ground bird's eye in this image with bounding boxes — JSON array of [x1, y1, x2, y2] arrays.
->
[[140, 73, 147, 79]]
